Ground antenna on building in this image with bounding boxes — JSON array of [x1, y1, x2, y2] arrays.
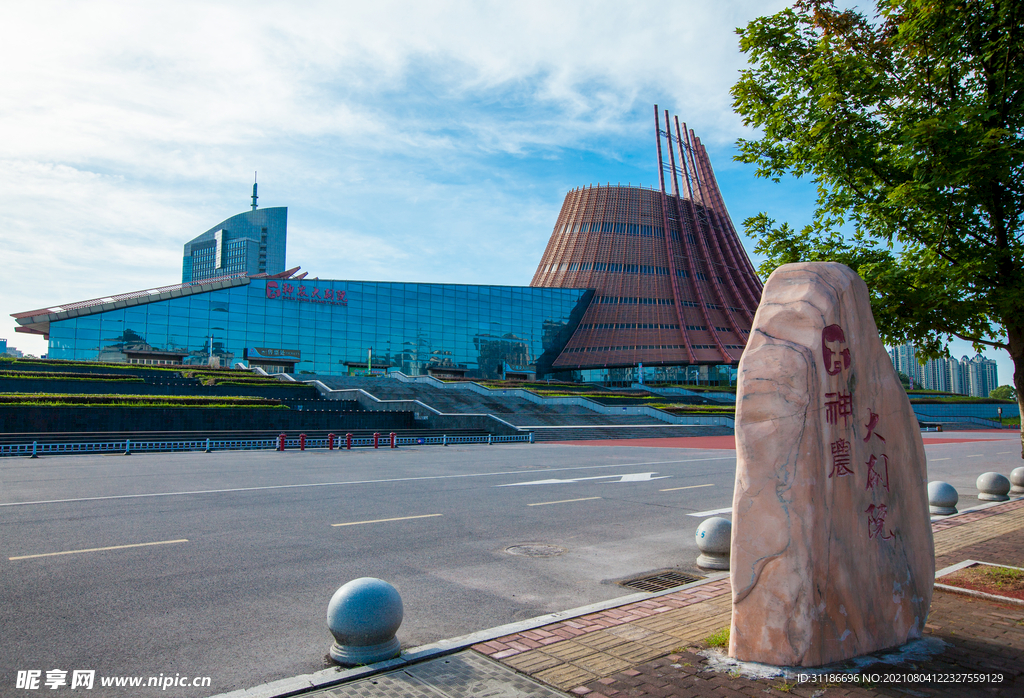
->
[[251, 171, 258, 211]]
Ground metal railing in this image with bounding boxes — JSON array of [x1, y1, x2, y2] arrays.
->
[[0, 433, 533, 457], [914, 413, 1006, 428]]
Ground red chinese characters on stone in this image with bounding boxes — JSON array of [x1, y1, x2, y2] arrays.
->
[[865, 454, 890, 492], [825, 391, 853, 426], [829, 439, 854, 478], [821, 324, 852, 376], [865, 503, 894, 540], [864, 410, 886, 443]]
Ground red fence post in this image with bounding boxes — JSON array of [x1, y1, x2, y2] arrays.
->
[[328, 433, 335, 450], [346, 433, 352, 450], [373, 432, 380, 449], [390, 432, 397, 449], [278, 433, 286, 451], [299, 433, 306, 451]]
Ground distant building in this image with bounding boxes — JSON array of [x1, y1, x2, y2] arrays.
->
[[964, 354, 998, 397], [922, 355, 951, 393], [0, 338, 6, 355], [948, 356, 967, 395], [887, 343, 998, 396], [182, 183, 286, 283], [888, 344, 923, 387]]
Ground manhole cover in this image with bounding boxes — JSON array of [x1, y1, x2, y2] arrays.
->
[[619, 570, 703, 592], [504, 544, 566, 558]]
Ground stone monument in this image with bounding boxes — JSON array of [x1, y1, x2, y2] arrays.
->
[[730, 262, 934, 666]]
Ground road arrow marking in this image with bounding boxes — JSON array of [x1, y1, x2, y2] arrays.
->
[[498, 472, 670, 486]]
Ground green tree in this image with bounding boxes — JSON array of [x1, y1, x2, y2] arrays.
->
[[732, 0, 1024, 457], [990, 385, 1017, 401]]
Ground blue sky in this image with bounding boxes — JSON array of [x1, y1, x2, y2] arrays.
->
[[0, 0, 1013, 385]]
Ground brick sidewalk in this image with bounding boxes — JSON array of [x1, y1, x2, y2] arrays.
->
[[473, 499, 1024, 697]]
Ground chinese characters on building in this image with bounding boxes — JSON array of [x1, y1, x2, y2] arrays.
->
[[821, 323, 895, 541], [265, 281, 348, 306]]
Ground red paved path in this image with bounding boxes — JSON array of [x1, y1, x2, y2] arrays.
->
[[552, 433, 1015, 449]]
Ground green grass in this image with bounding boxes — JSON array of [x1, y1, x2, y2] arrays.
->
[[704, 626, 730, 649], [0, 371, 144, 382], [978, 566, 1024, 590], [0, 393, 286, 408]]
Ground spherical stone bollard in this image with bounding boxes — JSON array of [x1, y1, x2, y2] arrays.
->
[[1011, 467, 1024, 496], [695, 517, 731, 570], [327, 578, 403, 666], [927, 481, 958, 515], [976, 472, 1011, 502]]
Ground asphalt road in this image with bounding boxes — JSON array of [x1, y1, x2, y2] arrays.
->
[[0, 432, 1019, 696]]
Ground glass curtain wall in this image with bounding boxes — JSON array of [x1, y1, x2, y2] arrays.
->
[[46, 279, 592, 379]]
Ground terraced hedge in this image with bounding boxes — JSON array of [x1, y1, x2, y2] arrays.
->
[[0, 393, 285, 408], [0, 370, 143, 382]]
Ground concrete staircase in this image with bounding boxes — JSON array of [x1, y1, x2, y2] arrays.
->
[[301, 375, 733, 441]]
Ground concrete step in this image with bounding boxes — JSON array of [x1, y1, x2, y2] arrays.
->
[[527, 424, 732, 442]]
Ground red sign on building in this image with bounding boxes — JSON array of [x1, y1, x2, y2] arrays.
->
[[265, 281, 347, 306]]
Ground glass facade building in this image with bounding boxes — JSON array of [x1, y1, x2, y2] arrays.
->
[[32, 277, 592, 379], [182, 207, 287, 282]]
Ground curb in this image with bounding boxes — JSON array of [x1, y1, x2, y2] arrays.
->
[[934, 558, 1024, 608], [207, 572, 729, 698]]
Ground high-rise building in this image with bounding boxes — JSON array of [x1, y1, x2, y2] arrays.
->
[[888, 343, 923, 387], [531, 107, 762, 382], [182, 183, 286, 283], [948, 356, 967, 395], [922, 355, 951, 392], [965, 354, 999, 397]]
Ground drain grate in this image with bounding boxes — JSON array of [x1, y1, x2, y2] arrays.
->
[[619, 570, 704, 592]]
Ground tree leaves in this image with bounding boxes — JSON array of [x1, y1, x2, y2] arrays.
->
[[733, 0, 1023, 364]]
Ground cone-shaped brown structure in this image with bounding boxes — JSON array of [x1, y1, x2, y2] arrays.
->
[[531, 107, 762, 371]]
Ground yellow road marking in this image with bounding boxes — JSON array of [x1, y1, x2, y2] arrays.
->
[[9, 539, 189, 561], [332, 514, 442, 527], [528, 496, 603, 507], [660, 483, 715, 492]]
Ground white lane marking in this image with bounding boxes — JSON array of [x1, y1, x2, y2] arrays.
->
[[9, 539, 188, 561], [997, 452, 1013, 455], [332, 514, 442, 527], [660, 483, 715, 492], [498, 472, 669, 487], [612, 473, 671, 483], [966, 455, 983, 458], [688, 507, 732, 517], [0, 457, 734, 508], [528, 497, 603, 507], [930, 458, 951, 461]]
